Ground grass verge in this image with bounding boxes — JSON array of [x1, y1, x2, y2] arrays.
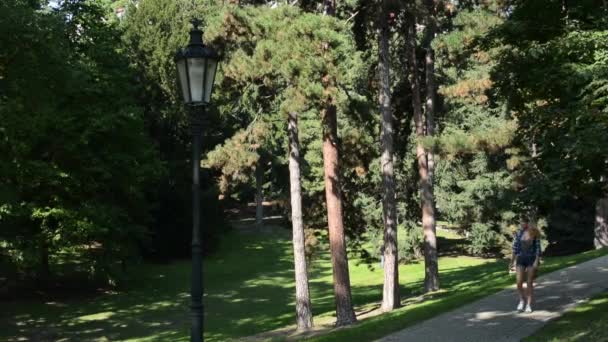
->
[[524, 290, 608, 342]]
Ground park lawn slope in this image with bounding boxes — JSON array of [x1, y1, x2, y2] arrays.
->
[[0, 227, 488, 341], [1, 226, 607, 342]]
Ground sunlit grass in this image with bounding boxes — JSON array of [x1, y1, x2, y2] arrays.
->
[[436, 227, 463, 240], [524, 290, 608, 342], [1, 226, 606, 342], [306, 247, 608, 342]]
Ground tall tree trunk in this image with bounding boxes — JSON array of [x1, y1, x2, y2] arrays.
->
[[378, 0, 400, 312], [288, 111, 314, 330], [322, 105, 357, 326], [407, 16, 439, 293], [424, 0, 437, 186], [255, 158, 264, 227], [423, 0, 440, 292], [595, 197, 608, 249], [323, 0, 336, 15], [323, 0, 357, 326]]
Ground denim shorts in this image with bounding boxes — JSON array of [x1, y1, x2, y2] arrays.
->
[[516, 255, 536, 268]]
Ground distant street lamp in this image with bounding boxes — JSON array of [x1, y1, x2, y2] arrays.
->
[[174, 19, 219, 342]]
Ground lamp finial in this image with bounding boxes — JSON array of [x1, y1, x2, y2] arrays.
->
[[190, 18, 202, 31], [188, 18, 204, 45]]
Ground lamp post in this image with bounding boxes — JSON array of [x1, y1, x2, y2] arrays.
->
[[175, 19, 219, 342]]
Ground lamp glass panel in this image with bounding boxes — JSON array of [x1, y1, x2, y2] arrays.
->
[[187, 58, 205, 103], [203, 59, 217, 103], [176, 59, 190, 103]]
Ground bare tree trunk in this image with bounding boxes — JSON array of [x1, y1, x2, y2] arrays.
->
[[323, 0, 336, 15], [423, 0, 439, 292], [595, 197, 608, 249], [288, 111, 314, 330], [424, 0, 437, 186], [255, 158, 264, 227], [407, 16, 439, 293], [322, 105, 357, 326], [323, 0, 356, 327], [378, 0, 400, 312]]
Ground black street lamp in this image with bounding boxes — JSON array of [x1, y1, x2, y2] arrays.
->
[[175, 19, 219, 342]]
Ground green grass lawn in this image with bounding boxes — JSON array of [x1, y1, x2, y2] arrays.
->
[[524, 291, 608, 342], [307, 247, 608, 342], [436, 227, 462, 240], [1, 226, 607, 342]]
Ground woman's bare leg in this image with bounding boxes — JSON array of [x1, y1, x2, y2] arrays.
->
[[516, 267, 526, 302], [526, 267, 535, 306]]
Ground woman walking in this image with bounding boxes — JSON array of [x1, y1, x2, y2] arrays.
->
[[510, 219, 542, 313]]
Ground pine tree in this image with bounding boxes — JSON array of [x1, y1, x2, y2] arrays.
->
[[322, 0, 357, 326], [202, 4, 364, 327], [432, 5, 515, 257]]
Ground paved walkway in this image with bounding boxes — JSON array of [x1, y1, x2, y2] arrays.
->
[[379, 255, 608, 342]]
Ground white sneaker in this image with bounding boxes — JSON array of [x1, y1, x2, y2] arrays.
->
[[525, 304, 533, 313], [517, 300, 525, 312]]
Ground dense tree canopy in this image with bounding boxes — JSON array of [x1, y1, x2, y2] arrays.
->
[[0, 0, 161, 282], [1, 0, 607, 330]]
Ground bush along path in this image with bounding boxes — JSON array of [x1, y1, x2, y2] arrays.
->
[[379, 254, 608, 342]]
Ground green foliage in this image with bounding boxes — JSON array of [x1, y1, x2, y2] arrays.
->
[[204, 122, 268, 194], [397, 223, 425, 263], [468, 222, 504, 256], [367, 222, 424, 264], [0, 0, 162, 282], [429, 7, 518, 256], [204, 5, 379, 251], [121, 0, 231, 260], [492, 1, 608, 252]]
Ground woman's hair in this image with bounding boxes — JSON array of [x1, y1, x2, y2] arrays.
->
[[519, 213, 529, 223], [528, 226, 541, 239]]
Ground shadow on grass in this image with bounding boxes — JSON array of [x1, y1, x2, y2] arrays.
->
[[437, 236, 469, 257], [1, 260, 192, 341], [1, 229, 302, 342]]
